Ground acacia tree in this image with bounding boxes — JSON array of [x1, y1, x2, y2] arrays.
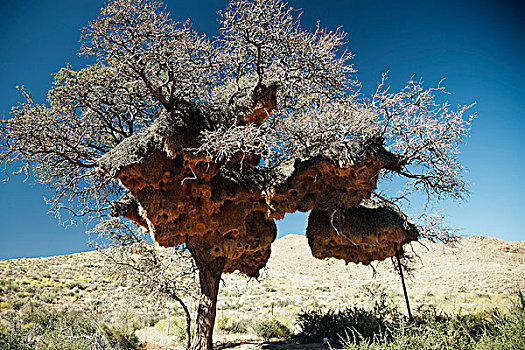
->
[[0, 0, 474, 349]]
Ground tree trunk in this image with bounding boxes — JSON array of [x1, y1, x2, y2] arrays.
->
[[189, 256, 225, 350]]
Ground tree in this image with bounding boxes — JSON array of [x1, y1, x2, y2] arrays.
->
[[0, 0, 474, 349], [90, 218, 198, 349]]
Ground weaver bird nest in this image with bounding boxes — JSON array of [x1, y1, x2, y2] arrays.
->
[[100, 88, 418, 277]]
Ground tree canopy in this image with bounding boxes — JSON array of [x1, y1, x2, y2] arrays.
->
[[1, 0, 473, 230], [0, 0, 474, 348]]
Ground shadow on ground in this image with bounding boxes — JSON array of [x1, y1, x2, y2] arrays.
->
[[215, 340, 325, 350]]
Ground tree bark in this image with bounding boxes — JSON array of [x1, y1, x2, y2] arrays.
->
[[189, 256, 225, 350]]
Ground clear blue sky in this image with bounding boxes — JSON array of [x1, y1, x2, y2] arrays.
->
[[0, 0, 523, 259]]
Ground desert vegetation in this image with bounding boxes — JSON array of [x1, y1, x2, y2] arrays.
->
[[0, 306, 142, 350], [1, 235, 524, 349], [1, 284, 523, 350], [296, 292, 525, 350]]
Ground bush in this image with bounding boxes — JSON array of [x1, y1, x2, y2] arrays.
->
[[0, 301, 13, 309], [476, 295, 525, 350], [64, 280, 87, 290], [100, 322, 142, 350], [253, 317, 290, 341], [12, 300, 26, 310], [294, 307, 389, 346], [0, 306, 141, 350], [0, 327, 35, 350], [294, 295, 398, 346], [339, 291, 525, 350], [39, 289, 58, 303], [141, 311, 164, 328], [216, 315, 251, 334]]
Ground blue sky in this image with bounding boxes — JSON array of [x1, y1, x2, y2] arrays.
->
[[0, 0, 523, 259]]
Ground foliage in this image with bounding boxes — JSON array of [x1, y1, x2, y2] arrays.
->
[[216, 315, 251, 334], [294, 297, 398, 346], [0, 305, 141, 350], [253, 317, 290, 341], [154, 316, 194, 344], [337, 292, 525, 350]]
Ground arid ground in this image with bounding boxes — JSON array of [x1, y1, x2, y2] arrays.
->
[[1, 234, 524, 349]]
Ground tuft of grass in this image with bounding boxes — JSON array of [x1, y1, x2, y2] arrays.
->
[[253, 317, 290, 341], [216, 315, 252, 334]]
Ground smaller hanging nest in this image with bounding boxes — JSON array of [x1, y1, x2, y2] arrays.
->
[[306, 199, 419, 265]]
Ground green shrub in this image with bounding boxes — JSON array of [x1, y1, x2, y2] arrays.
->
[[217, 315, 251, 334], [8, 281, 20, 293], [0, 301, 13, 309], [0, 326, 35, 350], [230, 319, 251, 334], [64, 280, 87, 290], [253, 317, 290, 341], [294, 291, 402, 346], [154, 316, 183, 333], [216, 315, 229, 331], [12, 300, 26, 310], [294, 303, 395, 345], [100, 322, 142, 350], [39, 289, 58, 303], [339, 291, 525, 350], [475, 295, 525, 350], [143, 311, 164, 327]]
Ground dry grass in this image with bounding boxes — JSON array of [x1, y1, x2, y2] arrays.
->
[[1, 234, 523, 349]]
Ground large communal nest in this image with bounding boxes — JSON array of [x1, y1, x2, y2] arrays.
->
[[98, 91, 418, 277], [306, 200, 419, 265]]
